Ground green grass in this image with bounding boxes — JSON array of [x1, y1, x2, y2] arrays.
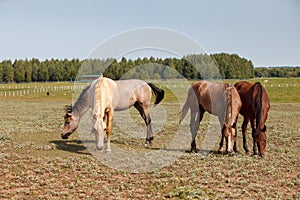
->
[[225, 77, 300, 103], [0, 78, 299, 199]]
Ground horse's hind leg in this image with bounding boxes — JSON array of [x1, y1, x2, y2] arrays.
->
[[190, 105, 204, 153], [134, 102, 153, 146], [242, 118, 250, 154], [190, 109, 198, 153]]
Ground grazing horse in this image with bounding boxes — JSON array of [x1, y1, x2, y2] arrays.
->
[[234, 81, 270, 157], [62, 76, 164, 151], [180, 80, 242, 153]]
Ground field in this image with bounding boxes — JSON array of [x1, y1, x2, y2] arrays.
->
[[0, 78, 299, 199]]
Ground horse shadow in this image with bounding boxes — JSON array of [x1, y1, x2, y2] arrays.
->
[[49, 139, 94, 155]]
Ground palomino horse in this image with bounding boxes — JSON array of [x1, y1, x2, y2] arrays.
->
[[62, 76, 164, 151], [234, 81, 270, 157], [180, 80, 242, 153]]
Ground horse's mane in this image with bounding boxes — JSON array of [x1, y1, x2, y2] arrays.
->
[[93, 75, 104, 117], [65, 85, 91, 117], [224, 85, 234, 125], [254, 82, 263, 134]]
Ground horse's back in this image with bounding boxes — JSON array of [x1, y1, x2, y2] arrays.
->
[[228, 86, 242, 118], [114, 79, 151, 110], [234, 81, 270, 119], [191, 80, 228, 115], [116, 79, 148, 90]]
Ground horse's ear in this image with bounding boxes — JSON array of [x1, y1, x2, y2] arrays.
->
[[64, 105, 73, 113], [224, 83, 230, 89]]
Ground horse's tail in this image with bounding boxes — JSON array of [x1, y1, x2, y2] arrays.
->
[[254, 82, 263, 135], [179, 99, 189, 124], [147, 83, 165, 106], [179, 87, 194, 124]]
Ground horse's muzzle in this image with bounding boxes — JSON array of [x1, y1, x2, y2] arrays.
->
[[61, 132, 71, 139]]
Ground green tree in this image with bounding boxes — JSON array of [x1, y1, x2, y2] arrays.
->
[[2, 60, 14, 82], [13, 59, 25, 83], [38, 62, 49, 81], [0, 62, 3, 82], [24, 59, 32, 82]]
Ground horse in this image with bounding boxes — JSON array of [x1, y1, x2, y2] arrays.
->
[[234, 81, 270, 157], [179, 80, 242, 154], [61, 76, 164, 152]]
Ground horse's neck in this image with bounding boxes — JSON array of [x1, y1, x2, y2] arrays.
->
[[224, 87, 233, 124], [72, 86, 92, 120], [73, 103, 89, 119]]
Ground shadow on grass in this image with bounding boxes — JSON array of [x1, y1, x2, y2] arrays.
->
[[49, 139, 94, 155], [148, 146, 188, 153]]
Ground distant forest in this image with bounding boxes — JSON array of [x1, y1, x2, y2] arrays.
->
[[0, 53, 299, 83]]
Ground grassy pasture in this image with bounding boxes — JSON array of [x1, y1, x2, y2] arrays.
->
[[0, 78, 299, 199]]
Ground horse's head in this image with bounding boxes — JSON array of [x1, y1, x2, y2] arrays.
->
[[61, 106, 79, 139], [222, 123, 237, 153], [223, 86, 241, 154]]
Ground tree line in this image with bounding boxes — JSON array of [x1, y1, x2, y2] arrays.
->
[[0, 58, 81, 83], [255, 67, 300, 78], [0, 53, 298, 83]]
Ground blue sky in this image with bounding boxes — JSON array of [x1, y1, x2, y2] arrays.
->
[[0, 0, 299, 66]]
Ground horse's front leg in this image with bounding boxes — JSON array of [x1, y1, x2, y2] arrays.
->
[[218, 116, 226, 154], [93, 117, 105, 151], [218, 124, 227, 153], [218, 131, 225, 154], [105, 110, 113, 152]]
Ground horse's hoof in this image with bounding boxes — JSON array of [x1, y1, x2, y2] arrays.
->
[[217, 150, 222, 154], [190, 149, 198, 153], [252, 153, 259, 158], [259, 153, 264, 158], [144, 143, 151, 148], [96, 146, 103, 151], [145, 137, 154, 146], [106, 148, 111, 152]]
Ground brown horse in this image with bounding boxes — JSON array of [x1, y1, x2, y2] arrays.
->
[[234, 81, 270, 157], [180, 80, 242, 153]]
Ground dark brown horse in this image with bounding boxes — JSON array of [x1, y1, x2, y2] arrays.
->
[[180, 80, 242, 153], [234, 81, 270, 157]]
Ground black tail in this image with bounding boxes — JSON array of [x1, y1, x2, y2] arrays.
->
[[147, 83, 165, 106], [254, 82, 263, 134]]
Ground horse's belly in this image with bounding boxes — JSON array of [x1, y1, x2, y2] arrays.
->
[[114, 101, 133, 111], [114, 106, 130, 111]]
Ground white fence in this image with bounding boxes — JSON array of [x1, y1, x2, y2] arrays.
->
[[0, 82, 298, 97], [0, 84, 87, 97]]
